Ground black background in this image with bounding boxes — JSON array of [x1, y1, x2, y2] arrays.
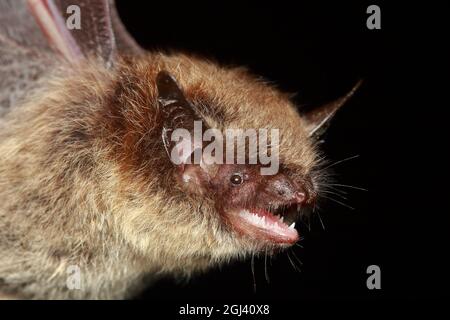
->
[[114, 0, 447, 300]]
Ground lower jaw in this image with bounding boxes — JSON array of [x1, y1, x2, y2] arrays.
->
[[227, 209, 299, 245]]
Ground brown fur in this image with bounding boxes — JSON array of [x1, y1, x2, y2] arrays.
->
[[0, 52, 320, 299]]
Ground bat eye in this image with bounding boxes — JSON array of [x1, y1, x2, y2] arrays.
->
[[230, 173, 244, 185]]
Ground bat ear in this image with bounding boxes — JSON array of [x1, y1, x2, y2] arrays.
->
[[156, 70, 190, 107], [157, 71, 214, 169], [303, 80, 362, 137]]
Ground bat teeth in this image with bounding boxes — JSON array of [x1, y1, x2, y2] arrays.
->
[[236, 209, 298, 239], [273, 214, 285, 224]]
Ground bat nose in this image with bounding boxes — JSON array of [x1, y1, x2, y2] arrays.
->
[[271, 176, 307, 203], [294, 191, 306, 203]]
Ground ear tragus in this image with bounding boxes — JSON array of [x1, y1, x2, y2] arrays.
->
[[303, 80, 363, 137]]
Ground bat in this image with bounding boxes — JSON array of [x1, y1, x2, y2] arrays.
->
[[0, 0, 360, 299]]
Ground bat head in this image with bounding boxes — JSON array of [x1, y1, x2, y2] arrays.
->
[[106, 54, 358, 273]]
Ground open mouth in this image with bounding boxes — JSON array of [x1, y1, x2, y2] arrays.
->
[[228, 204, 300, 245]]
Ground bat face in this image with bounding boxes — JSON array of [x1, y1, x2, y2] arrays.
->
[[105, 54, 326, 268], [196, 163, 315, 245], [110, 55, 358, 272]]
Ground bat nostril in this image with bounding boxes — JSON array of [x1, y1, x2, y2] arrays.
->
[[294, 191, 306, 203]]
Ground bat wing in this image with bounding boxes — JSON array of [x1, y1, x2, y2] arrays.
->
[[0, 0, 143, 116], [0, 0, 56, 116], [28, 0, 144, 65]]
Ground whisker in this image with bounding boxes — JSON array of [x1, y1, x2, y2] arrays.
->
[[317, 212, 326, 230], [320, 190, 348, 200], [291, 249, 303, 266], [328, 183, 368, 191], [325, 185, 349, 195], [321, 195, 355, 210], [287, 251, 302, 272], [251, 254, 256, 292], [322, 155, 360, 170], [264, 249, 270, 284]]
